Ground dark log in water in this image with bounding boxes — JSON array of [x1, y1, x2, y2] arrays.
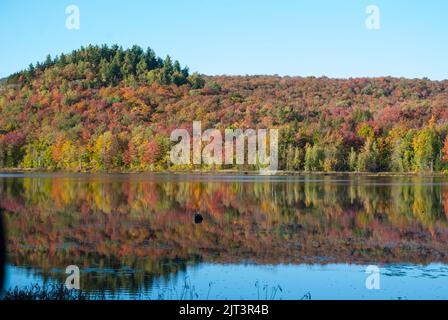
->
[[194, 213, 203, 224]]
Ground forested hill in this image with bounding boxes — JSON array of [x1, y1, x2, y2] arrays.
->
[[1, 44, 448, 173]]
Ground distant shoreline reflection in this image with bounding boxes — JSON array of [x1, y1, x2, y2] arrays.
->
[[0, 210, 5, 295]]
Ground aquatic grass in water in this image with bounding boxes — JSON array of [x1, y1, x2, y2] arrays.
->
[[157, 278, 290, 300], [2, 284, 103, 300], [1, 280, 308, 300]]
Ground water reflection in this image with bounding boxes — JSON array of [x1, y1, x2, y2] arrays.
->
[[1, 173, 448, 298], [0, 210, 5, 294]]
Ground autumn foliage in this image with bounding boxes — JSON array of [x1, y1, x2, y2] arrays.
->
[[2, 45, 448, 172]]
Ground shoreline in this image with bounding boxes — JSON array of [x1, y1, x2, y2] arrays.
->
[[0, 168, 447, 177]]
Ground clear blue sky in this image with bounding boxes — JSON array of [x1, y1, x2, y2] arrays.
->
[[0, 0, 447, 79]]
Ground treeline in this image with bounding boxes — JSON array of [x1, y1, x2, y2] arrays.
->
[[286, 118, 445, 172], [6, 44, 205, 89], [4, 118, 448, 173], [2, 45, 448, 173]]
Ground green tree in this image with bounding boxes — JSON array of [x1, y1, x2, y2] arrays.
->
[[109, 51, 122, 85], [413, 125, 440, 172], [188, 72, 205, 89], [161, 55, 174, 85], [136, 56, 148, 81], [357, 137, 380, 172], [99, 58, 110, 85], [304, 144, 324, 171], [121, 51, 134, 79], [348, 148, 358, 172], [390, 130, 415, 172]]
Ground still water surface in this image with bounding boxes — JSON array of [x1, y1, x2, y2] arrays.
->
[[1, 173, 448, 299]]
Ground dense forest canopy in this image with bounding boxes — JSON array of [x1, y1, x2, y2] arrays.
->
[[5, 44, 204, 88], [1, 44, 448, 172]]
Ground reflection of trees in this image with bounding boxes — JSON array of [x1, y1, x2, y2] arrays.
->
[[2, 175, 448, 290], [9, 254, 192, 294]]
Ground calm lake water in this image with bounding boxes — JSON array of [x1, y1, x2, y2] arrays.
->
[[1, 173, 448, 300]]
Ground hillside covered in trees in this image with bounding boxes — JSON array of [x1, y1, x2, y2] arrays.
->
[[1, 44, 448, 173]]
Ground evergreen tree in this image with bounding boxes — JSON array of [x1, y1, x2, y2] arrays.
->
[[58, 53, 67, 67], [109, 51, 122, 84], [174, 60, 181, 73], [44, 54, 52, 67], [121, 51, 134, 79], [136, 56, 148, 81], [99, 58, 110, 85], [161, 55, 174, 85], [145, 48, 158, 70]]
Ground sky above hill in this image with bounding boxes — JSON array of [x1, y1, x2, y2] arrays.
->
[[0, 0, 447, 79]]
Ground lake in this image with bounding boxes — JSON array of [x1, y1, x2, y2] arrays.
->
[[1, 173, 448, 300]]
